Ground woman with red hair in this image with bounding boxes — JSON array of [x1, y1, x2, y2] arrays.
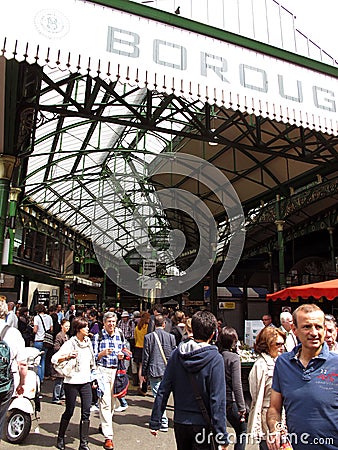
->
[[247, 326, 285, 450]]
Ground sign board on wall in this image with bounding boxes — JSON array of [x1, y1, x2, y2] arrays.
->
[[0, 0, 337, 134], [185, 300, 205, 306], [0, 273, 15, 289], [219, 301, 236, 310]]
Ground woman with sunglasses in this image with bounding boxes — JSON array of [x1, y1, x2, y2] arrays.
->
[[217, 326, 247, 450], [247, 326, 285, 450]]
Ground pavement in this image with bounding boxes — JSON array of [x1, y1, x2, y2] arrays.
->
[[2, 380, 259, 449]]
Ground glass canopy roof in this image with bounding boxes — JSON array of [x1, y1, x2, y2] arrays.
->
[[22, 67, 208, 268]]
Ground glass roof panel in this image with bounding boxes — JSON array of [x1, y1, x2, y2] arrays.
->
[[22, 65, 190, 258]]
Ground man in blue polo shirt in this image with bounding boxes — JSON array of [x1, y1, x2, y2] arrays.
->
[[267, 304, 338, 450]]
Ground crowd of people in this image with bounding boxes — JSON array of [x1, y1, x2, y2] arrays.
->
[[0, 296, 337, 450]]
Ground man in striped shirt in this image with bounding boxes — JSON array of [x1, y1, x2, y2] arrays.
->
[[92, 312, 125, 450]]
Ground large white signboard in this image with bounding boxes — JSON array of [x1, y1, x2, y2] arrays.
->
[[0, 0, 337, 134]]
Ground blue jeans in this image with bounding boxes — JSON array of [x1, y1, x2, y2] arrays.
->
[[34, 341, 46, 381], [53, 378, 65, 402], [150, 376, 168, 429], [226, 402, 247, 450], [119, 396, 128, 407]]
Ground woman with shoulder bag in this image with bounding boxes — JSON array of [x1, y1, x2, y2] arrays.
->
[[52, 319, 70, 404], [33, 303, 53, 381], [52, 317, 96, 450], [18, 306, 33, 346], [217, 326, 247, 450]]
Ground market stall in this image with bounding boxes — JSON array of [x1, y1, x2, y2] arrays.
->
[[266, 279, 338, 301]]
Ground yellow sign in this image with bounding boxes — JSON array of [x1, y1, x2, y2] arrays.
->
[[219, 302, 236, 310]]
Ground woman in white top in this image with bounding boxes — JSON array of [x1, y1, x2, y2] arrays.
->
[[247, 326, 285, 450], [33, 303, 53, 381], [52, 317, 95, 450]]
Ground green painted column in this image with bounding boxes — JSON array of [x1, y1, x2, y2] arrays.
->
[[7, 187, 21, 264], [209, 264, 217, 317], [102, 271, 107, 308], [0, 155, 17, 272], [275, 194, 286, 290], [327, 227, 335, 271], [275, 220, 286, 289]]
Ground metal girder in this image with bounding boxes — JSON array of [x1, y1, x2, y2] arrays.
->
[[5, 60, 337, 267], [243, 178, 338, 258]]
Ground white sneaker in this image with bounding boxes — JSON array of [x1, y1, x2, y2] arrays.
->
[[114, 405, 128, 412], [90, 404, 100, 412]]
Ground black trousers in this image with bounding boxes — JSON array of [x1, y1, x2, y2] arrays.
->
[[61, 382, 92, 422], [174, 423, 219, 450]]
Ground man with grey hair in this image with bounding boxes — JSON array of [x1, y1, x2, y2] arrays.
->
[[324, 314, 338, 352], [92, 311, 126, 450], [6, 301, 18, 328], [0, 298, 27, 443], [142, 314, 176, 432], [267, 304, 338, 450], [279, 311, 297, 352]]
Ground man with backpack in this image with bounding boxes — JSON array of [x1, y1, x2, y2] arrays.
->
[[142, 314, 176, 432], [0, 298, 27, 442], [149, 310, 229, 449]]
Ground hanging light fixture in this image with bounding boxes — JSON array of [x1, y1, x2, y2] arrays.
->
[[208, 128, 218, 146], [208, 108, 218, 146]]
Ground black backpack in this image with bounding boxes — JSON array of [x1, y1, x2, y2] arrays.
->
[[0, 325, 12, 395]]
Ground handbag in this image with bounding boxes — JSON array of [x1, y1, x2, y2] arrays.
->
[[189, 373, 219, 450], [39, 315, 54, 348], [53, 340, 77, 377], [113, 358, 129, 398], [53, 357, 77, 377]]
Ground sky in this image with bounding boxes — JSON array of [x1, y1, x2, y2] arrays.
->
[[137, 0, 338, 62], [280, 0, 337, 60]]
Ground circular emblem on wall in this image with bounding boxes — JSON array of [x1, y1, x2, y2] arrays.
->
[[34, 9, 70, 39]]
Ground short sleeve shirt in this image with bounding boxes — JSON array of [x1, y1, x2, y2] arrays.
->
[[272, 343, 338, 449], [34, 313, 53, 341], [0, 319, 26, 372]]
